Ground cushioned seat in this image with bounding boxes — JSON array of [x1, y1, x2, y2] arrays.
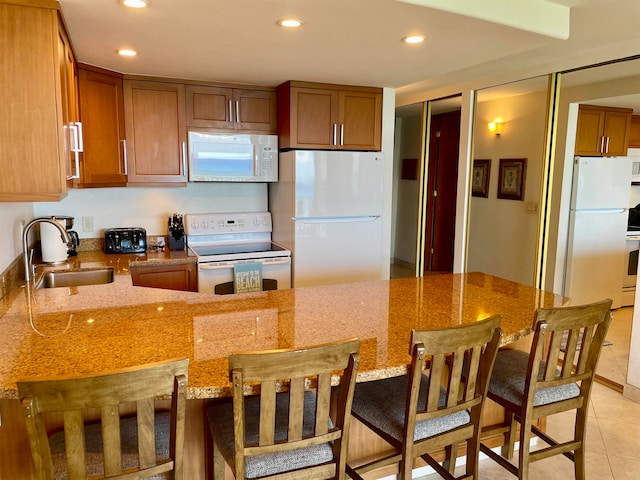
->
[[207, 392, 334, 478], [49, 413, 171, 480], [205, 338, 360, 480], [480, 299, 613, 480], [489, 349, 580, 407], [17, 358, 189, 480], [346, 315, 502, 480], [352, 374, 471, 443]]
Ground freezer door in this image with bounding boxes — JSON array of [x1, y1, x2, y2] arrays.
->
[[572, 156, 632, 210], [565, 210, 626, 308], [293, 150, 384, 217], [292, 217, 382, 288]]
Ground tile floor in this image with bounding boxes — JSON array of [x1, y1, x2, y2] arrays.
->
[[417, 307, 640, 480]]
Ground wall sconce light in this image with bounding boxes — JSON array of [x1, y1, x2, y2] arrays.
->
[[488, 121, 503, 136]]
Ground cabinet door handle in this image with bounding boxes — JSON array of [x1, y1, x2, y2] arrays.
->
[[605, 136, 610, 153], [121, 139, 128, 175], [75, 122, 84, 152], [340, 124, 344, 146], [600, 136, 605, 153], [333, 124, 338, 146], [182, 142, 187, 176], [228, 100, 233, 123], [235, 100, 240, 123], [67, 123, 81, 179]]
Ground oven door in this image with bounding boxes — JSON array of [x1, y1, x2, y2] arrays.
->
[[197, 257, 291, 294], [622, 236, 640, 307]]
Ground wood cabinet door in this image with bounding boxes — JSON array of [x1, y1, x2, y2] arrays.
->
[[289, 87, 339, 149], [124, 80, 187, 184], [130, 263, 197, 291], [186, 85, 233, 129], [603, 110, 631, 156], [575, 107, 605, 156], [0, 3, 68, 201], [339, 90, 382, 151], [78, 68, 127, 186], [233, 89, 277, 132], [630, 116, 640, 148]]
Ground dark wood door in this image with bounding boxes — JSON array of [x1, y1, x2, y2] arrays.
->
[[424, 110, 460, 273]]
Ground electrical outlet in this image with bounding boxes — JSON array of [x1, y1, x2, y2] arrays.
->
[[82, 216, 94, 232]]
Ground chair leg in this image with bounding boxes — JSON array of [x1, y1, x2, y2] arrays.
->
[[501, 411, 517, 459], [212, 438, 226, 480], [518, 417, 533, 480], [443, 443, 458, 474], [574, 406, 588, 480], [465, 438, 480, 480], [399, 451, 413, 480]]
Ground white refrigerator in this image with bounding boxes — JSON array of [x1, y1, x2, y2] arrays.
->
[[564, 156, 632, 308], [269, 150, 384, 288]]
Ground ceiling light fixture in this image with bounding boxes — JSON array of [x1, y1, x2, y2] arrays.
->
[[122, 0, 149, 8], [277, 18, 303, 28], [117, 49, 138, 57], [402, 35, 425, 44]]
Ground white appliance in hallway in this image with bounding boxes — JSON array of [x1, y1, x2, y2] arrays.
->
[[269, 150, 384, 288], [565, 156, 632, 309]]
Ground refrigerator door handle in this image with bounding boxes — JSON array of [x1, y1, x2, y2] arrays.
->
[[572, 208, 627, 214], [293, 216, 381, 223]]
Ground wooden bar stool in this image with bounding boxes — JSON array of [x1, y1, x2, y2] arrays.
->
[[346, 315, 502, 480], [205, 337, 360, 480], [480, 298, 612, 480], [17, 357, 189, 480]]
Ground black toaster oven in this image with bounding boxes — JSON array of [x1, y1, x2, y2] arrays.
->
[[104, 227, 147, 254]]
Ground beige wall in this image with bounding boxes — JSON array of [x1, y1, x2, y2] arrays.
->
[[467, 88, 548, 286], [0, 203, 33, 274]]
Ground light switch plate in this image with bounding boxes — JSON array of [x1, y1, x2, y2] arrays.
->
[[82, 216, 94, 232]]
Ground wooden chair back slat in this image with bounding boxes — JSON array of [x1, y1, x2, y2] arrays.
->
[[64, 410, 86, 480], [259, 380, 277, 446], [464, 346, 482, 401], [315, 373, 332, 436], [101, 405, 122, 476], [426, 352, 444, 411], [288, 377, 305, 441], [227, 338, 360, 479], [137, 397, 156, 468], [17, 358, 189, 480]]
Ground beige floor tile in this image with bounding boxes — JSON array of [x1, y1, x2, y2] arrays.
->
[[543, 411, 606, 455], [608, 454, 640, 480], [598, 418, 640, 460], [591, 391, 640, 424]]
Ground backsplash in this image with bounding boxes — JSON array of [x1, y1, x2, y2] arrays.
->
[[33, 183, 268, 239]]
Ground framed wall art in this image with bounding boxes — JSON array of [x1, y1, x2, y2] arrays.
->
[[497, 158, 526, 200], [471, 159, 491, 198]]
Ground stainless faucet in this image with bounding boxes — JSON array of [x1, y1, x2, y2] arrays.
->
[[22, 217, 71, 283]]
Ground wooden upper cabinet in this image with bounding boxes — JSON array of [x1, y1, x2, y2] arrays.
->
[[77, 67, 127, 187], [0, 2, 74, 201], [124, 80, 188, 184], [629, 115, 640, 148], [186, 85, 276, 132], [277, 81, 382, 151], [575, 104, 632, 156]]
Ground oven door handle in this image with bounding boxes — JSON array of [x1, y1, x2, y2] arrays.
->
[[261, 258, 291, 266], [199, 258, 290, 270], [199, 264, 234, 270]]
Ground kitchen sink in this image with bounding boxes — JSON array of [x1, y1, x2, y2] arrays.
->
[[35, 267, 115, 289]]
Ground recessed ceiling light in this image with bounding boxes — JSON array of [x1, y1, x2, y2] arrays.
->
[[117, 49, 138, 57], [122, 0, 149, 8], [402, 35, 425, 44], [277, 18, 303, 28]]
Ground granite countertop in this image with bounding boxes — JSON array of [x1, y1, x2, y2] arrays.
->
[[0, 249, 566, 400]]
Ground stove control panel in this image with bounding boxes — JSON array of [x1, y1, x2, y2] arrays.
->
[[185, 212, 272, 235]]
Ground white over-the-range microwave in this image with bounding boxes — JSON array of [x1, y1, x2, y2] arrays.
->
[[188, 131, 278, 182]]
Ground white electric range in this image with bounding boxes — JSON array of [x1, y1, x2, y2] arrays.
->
[[186, 212, 291, 295]]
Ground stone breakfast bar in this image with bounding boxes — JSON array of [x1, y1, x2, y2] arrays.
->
[[0, 250, 566, 479]]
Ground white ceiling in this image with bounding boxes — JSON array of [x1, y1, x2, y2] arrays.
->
[[58, 0, 640, 97]]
